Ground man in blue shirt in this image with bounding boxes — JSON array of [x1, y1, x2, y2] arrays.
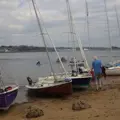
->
[[92, 56, 102, 90]]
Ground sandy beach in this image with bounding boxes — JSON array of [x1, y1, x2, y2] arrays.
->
[[1, 76, 120, 120]]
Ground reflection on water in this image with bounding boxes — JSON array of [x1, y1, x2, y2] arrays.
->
[[0, 50, 120, 103]]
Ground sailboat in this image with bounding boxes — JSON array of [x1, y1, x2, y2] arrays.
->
[[103, 0, 120, 76], [0, 72, 19, 110], [65, 0, 92, 88], [26, 0, 72, 96]]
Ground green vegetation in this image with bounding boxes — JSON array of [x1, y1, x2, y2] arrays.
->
[[0, 45, 120, 53]]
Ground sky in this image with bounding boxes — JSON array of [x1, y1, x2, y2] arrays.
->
[[0, 0, 120, 47]]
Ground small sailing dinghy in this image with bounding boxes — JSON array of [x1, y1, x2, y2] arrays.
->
[[26, 0, 72, 96], [0, 73, 19, 110]]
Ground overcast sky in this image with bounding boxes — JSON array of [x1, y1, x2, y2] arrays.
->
[[0, 0, 120, 47]]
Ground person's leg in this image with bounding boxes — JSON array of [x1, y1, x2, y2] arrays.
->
[[101, 74, 104, 86], [95, 75, 99, 90], [104, 73, 107, 80], [98, 79, 102, 89], [98, 74, 102, 89]]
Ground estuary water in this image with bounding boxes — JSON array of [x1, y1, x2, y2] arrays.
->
[[0, 50, 120, 103]]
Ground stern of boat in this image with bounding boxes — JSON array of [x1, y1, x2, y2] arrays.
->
[[0, 85, 19, 110]]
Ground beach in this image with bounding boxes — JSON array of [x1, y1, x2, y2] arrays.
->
[[1, 76, 120, 120]]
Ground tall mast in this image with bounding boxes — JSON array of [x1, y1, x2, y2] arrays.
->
[[66, 0, 77, 70], [85, 0, 90, 49], [65, 0, 90, 69], [115, 5, 120, 38], [66, 0, 76, 53], [34, 4, 68, 75], [76, 34, 90, 69], [104, 0, 113, 62], [31, 0, 56, 80]]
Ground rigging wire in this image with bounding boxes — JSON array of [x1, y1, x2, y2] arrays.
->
[[84, 0, 90, 49], [34, 1, 68, 75], [65, 0, 90, 69], [27, 0, 68, 76], [114, 4, 120, 38], [31, 0, 57, 81], [104, 0, 113, 63]]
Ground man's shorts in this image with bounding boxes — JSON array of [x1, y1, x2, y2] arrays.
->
[[95, 73, 102, 80]]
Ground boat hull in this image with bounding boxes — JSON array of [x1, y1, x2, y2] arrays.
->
[[106, 68, 120, 76], [71, 76, 92, 89], [0, 87, 18, 110], [27, 81, 72, 96]]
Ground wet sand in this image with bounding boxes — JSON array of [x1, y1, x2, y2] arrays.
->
[[1, 76, 120, 120]]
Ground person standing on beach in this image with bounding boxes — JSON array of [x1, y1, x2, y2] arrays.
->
[[101, 66, 106, 80], [92, 56, 102, 90]]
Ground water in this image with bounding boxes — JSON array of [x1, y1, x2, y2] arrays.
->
[[0, 50, 120, 103]]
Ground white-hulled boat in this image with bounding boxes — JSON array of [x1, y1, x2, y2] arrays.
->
[[104, 1, 120, 76], [105, 61, 120, 76], [106, 66, 120, 76]]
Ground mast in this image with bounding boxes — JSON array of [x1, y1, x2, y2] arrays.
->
[[31, 0, 56, 80], [104, 0, 113, 62], [66, 0, 77, 70], [66, 0, 90, 69], [115, 5, 120, 38], [85, 0, 90, 49], [34, 2, 68, 76], [66, 0, 76, 53], [76, 34, 90, 69]]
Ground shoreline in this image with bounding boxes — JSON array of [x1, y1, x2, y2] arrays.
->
[[0, 48, 120, 54], [1, 76, 120, 120], [1, 49, 120, 53]]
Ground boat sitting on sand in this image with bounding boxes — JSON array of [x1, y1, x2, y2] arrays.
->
[[26, 0, 72, 96], [26, 76, 72, 96], [0, 73, 19, 110]]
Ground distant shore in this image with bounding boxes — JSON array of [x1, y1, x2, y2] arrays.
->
[[0, 45, 120, 53]]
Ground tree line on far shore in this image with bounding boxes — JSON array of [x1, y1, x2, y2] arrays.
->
[[0, 45, 120, 53]]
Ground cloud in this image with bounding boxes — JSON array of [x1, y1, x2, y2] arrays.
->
[[0, 0, 120, 47], [8, 24, 24, 30]]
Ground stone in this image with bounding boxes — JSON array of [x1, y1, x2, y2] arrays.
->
[[26, 106, 44, 118], [72, 100, 91, 111], [94, 115, 100, 117]]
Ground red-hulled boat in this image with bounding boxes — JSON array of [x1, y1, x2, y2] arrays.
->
[[26, 76, 72, 96], [26, 0, 73, 97]]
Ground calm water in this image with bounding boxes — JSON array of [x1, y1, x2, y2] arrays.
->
[[0, 50, 120, 103]]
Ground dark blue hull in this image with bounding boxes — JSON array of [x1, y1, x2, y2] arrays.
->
[[71, 77, 91, 88], [0, 89, 18, 110]]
